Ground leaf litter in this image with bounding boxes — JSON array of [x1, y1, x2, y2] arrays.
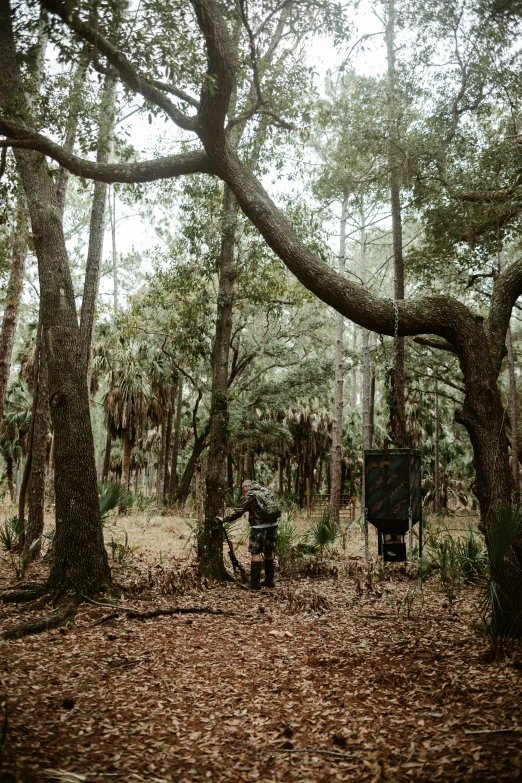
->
[[0, 552, 521, 783]]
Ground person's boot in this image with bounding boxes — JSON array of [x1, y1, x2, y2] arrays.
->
[[244, 561, 262, 591], [262, 559, 275, 588]]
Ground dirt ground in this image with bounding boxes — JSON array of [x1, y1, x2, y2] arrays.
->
[[0, 510, 521, 783]]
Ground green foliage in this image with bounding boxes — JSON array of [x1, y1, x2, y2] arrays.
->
[[107, 531, 139, 566], [98, 483, 131, 523], [423, 522, 487, 595], [305, 509, 338, 560], [276, 507, 298, 567], [0, 516, 21, 553], [477, 506, 522, 656]]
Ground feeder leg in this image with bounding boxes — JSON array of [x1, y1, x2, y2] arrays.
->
[[408, 510, 413, 562], [419, 513, 423, 559]]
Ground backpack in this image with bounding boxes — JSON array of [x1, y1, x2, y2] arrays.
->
[[252, 487, 281, 524]]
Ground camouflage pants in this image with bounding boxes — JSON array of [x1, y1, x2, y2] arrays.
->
[[248, 525, 278, 556]]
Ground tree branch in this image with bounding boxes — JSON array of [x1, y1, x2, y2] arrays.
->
[[413, 336, 458, 354], [39, 0, 198, 132], [487, 255, 522, 374], [0, 117, 215, 182]]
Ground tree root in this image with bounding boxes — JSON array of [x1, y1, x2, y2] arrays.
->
[[0, 587, 46, 604], [0, 599, 78, 641], [92, 604, 242, 625], [0, 581, 44, 592]]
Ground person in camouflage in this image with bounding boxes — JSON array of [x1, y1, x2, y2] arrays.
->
[[221, 480, 278, 590]]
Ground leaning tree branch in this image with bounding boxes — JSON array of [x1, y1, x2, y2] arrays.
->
[[39, 0, 198, 132], [487, 255, 522, 375], [150, 80, 200, 109], [0, 117, 215, 182], [413, 336, 458, 354]]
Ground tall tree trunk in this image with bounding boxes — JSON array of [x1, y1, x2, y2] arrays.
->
[[156, 421, 166, 504], [506, 326, 520, 492], [18, 318, 42, 546], [80, 73, 116, 389], [227, 450, 234, 501], [385, 0, 407, 447], [176, 428, 209, 506], [202, 184, 239, 577], [360, 204, 372, 453], [0, 191, 27, 424], [168, 381, 182, 505], [369, 370, 376, 447], [0, 0, 110, 594], [434, 378, 441, 512], [109, 182, 119, 313], [455, 331, 521, 631], [6, 456, 14, 503], [163, 394, 173, 501], [121, 428, 132, 492], [330, 196, 348, 524], [24, 337, 49, 556], [102, 430, 112, 483]]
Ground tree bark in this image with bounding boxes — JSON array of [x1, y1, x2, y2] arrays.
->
[[434, 378, 441, 512], [24, 336, 49, 556], [506, 326, 520, 492], [0, 191, 27, 425], [163, 390, 174, 501], [176, 428, 209, 506], [0, 0, 110, 595], [6, 455, 14, 502], [80, 73, 116, 388], [330, 196, 348, 524], [202, 184, 239, 577], [122, 428, 132, 492], [102, 430, 112, 483], [156, 421, 166, 504], [168, 381, 182, 504], [385, 0, 407, 447], [360, 204, 372, 452]]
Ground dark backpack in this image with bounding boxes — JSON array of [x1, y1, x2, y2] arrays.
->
[[252, 487, 281, 524]]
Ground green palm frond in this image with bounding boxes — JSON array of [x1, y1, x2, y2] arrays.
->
[[98, 483, 131, 522]]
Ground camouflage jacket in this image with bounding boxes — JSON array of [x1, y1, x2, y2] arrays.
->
[[224, 484, 265, 526]]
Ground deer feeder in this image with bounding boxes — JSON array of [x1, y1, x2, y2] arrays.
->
[[364, 448, 423, 562]]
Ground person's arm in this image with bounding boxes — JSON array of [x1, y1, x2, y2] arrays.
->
[[223, 493, 253, 523]]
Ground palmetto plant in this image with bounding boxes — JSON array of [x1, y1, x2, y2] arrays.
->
[[306, 508, 338, 560], [478, 506, 522, 656], [277, 507, 298, 567], [98, 482, 131, 524]]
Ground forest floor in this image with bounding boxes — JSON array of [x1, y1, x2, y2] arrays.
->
[[0, 509, 521, 783]]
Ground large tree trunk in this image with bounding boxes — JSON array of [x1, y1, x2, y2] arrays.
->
[[24, 336, 49, 556], [456, 335, 522, 631], [506, 326, 520, 492], [330, 196, 348, 524], [0, 191, 27, 424], [360, 204, 372, 453], [202, 184, 239, 577], [385, 0, 407, 447], [0, 0, 110, 594]]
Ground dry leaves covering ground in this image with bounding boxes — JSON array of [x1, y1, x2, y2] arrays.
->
[[0, 526, 521, 783]]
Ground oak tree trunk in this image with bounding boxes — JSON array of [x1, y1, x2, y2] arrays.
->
[[506, 326, 520, 492], [202, 185, 239, 577]]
